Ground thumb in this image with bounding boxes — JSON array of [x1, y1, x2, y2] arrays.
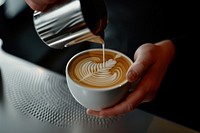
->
[[126, 44, 154, 82], [126, 63, 146, 82]]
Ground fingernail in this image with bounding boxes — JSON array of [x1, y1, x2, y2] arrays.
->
[[86, 109, 92, 114], [127, 71, 137, 82]]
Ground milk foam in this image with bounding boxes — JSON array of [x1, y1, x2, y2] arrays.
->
[[75, 55, 124, 87]]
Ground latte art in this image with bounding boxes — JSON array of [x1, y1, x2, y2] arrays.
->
[[76, 57, 123, 87], [68, 49, 133, 89]]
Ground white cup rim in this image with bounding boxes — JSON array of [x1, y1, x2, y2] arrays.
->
[[66, 48, 133, 91]]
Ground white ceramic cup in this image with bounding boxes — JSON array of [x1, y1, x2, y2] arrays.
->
[[66, 48, 134, 111]]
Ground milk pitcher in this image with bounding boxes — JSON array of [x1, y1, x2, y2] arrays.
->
[[33, 0, 107, 49]]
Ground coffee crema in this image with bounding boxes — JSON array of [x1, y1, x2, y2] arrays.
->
[[68, 49, 133, 89]]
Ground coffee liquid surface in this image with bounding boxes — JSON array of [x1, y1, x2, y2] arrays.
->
[[68, 49, 132, 89]]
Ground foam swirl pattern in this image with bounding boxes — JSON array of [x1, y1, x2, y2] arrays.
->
[[77, 58, 122, 88], [68, 49, 132, 89]]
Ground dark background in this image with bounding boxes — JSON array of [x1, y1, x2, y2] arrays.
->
[[1, 0, 199, 131]]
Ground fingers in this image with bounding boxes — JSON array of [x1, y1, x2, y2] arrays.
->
[[25, 0, 46, 11], [87, 72, 159, 118], [126, 43, 155, 83], [87, 84, 148, 118], [25, 0, 58, 11], [127, 63, 145, 82]]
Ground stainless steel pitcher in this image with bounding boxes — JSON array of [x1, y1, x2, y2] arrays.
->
[[33, 0, 107, 49]]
